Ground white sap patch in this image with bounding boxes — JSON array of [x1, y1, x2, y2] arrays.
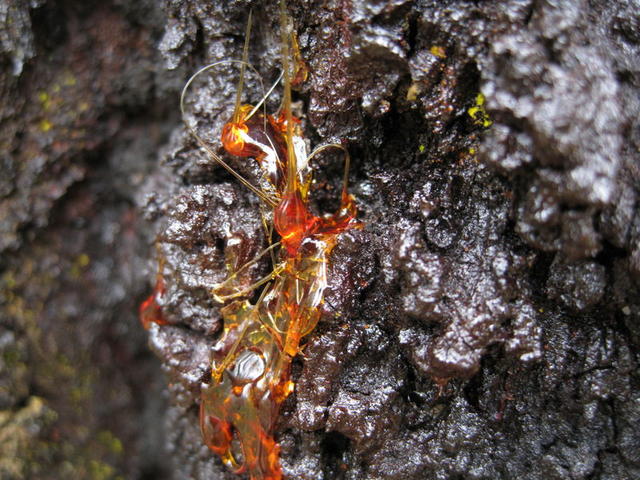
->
[[293, 135, 309, 173], [239, 129, 279, 181]]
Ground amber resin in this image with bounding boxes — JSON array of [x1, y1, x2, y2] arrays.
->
[[201, 101, 357, 478], [139, 266, 168, 330], [141, 1, 358, 478]]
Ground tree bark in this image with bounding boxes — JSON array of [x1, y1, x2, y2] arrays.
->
[[1, 0, 639, 479]]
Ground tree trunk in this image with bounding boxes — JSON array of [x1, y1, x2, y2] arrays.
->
[[1, 0, 639, 479]]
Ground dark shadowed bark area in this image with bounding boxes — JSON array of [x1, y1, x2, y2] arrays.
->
[[1, 0, 639, 479]]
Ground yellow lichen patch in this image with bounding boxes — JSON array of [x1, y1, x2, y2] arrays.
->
[[38, 91, 51, 111], [88, 459, 117, 480], [78, 253, 90, 267], [63, 72, 77, 87], [36, 71, 79, 121], [429, 45, 446, 58], [5, 292, 37, 323], [468, 93, 492, 128], [406, 83, 421, 102], [418, 144, 426, 154], [0, 396, 58, 478], [70, 370, 94, 408], [39, 119, 53, 132], [70, 253, 90, 278], [2, 271, 16, 289], [97, 431, 124, 456], [0, 251, 130, 479]]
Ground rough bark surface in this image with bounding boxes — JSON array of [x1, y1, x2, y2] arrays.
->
[[1, 0, 639, 479]]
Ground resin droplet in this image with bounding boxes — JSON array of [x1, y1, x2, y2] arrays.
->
[[274, 191, 317, 257], [139, 276, 168, 329]]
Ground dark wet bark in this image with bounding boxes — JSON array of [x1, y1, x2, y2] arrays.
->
[[1, 0, 639, 479]]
